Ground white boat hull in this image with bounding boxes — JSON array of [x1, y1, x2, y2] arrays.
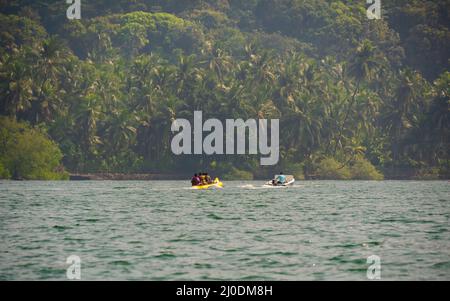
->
[[264, 178, 295, 187]]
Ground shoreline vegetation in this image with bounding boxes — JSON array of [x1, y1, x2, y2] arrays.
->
[[0, 1, 448, 181], [5, 172, 447, 181], [2, 170, 447, 181], [69, 167, 450, 181], [0, 115, 446, 181], [65, 171, 447, 181], [2, 174, 447, 181]]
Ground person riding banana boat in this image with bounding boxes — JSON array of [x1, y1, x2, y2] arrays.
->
[[191, 172, 223, 189], [191, 173, 201, 186]]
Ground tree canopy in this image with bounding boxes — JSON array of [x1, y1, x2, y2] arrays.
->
[[0, 0, 448, 179]]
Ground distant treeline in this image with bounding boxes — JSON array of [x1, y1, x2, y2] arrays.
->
[[0, 0, 448, 180]]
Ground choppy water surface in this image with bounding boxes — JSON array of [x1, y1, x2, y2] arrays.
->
[[0, 180, 449, 280]]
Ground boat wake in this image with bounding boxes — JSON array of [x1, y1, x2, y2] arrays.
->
[[239, 183, 305, 190], [238, 184, 299, 190], [239, 184, 257, 189]]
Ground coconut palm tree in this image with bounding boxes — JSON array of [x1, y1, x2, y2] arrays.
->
[[381, 69, 423, 161], [30, 37, 71, 124], [333, 40, 383, 155], [0, 53, 33, 117]]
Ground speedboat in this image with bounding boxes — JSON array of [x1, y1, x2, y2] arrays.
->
[[192, 177, 224, 190], [264, 175, 295, 187]]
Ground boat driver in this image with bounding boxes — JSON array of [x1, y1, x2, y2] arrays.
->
[[276, 172, 286, 185]]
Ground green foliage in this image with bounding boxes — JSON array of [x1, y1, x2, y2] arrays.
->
[[312, 156, 383, 180], [187, 9, 233, 29], [350, 157, 384, 180], [0, 13, 47, 54], [283, 162, 305, 180], [0, 1, 448, 179], [62, 11, 203, 59], [0, 117, 68, 180], [387, 0, 450, 79], [222, 168, 254, 181], [412, 167, 441, 180], [0, 161, 11, 179], [313, 157, 352, 180]]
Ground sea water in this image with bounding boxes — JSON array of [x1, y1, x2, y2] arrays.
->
[[0, 180, 449, 280]]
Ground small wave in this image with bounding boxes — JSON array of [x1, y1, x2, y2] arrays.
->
[[154, 253, 176, 259], [432, 261, 450, 269], [17, 245, 41, 250], [246, 251, 299, 257], [248, 258, 283, 267], [128, 241, 142, 244], [207, 213, 223, 220], [83, 218, 100, 223], [168, 238, 206, 243], [53, 225, 71, 231], [327, 241, 383, 249], [194, 263, 213, 269], [209, 246, 248, 253], [329, 256, 366, 265], [63, 237, 86, 242], [109, 260, 132, 266], [238, 275, 274, 281], [38, 267, 65, 277]]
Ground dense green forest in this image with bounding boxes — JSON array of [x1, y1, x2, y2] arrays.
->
[[0, 0, 449, 180]]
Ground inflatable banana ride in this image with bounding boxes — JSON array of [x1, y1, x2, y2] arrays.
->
[[192, 177, 224, 190], [264, 175, 295, 187]]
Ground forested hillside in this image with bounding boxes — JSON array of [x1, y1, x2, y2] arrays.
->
[[0, 0, 448, 179]]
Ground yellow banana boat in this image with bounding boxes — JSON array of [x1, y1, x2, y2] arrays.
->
[[192, 178, 224, 190]]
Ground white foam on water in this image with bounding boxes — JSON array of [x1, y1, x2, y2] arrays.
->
[[239, 184, 256, 189]]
